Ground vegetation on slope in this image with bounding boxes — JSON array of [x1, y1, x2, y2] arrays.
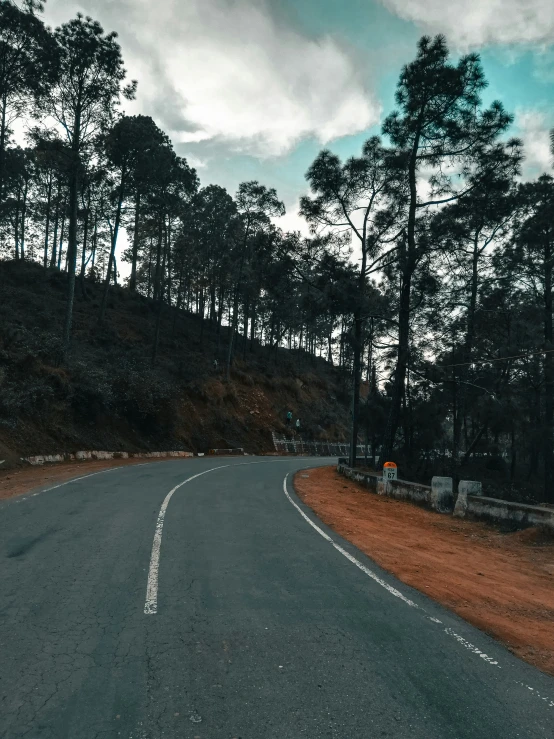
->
[[0, 260, 351, 466]]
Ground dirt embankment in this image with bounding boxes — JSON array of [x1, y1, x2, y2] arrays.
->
[[0, 456, 186, 502], [0, 260, 351, 465], [294, 466, 554, 677]]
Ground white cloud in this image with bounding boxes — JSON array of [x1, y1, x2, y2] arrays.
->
[[274, 203, 312, 237], [185, 154, 209, 170], [379, 0, 554, 49], [45, 0, 379, 158], [514, 108, 553, 179]]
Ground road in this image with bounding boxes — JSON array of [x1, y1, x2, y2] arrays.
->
[[0, 457, 553, 738]]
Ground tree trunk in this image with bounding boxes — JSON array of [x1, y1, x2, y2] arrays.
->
[[381, 127, 420, 464], [20, 178, 28, 260], [250, 301, 256, 352], [50, 182, 61, 268], [57, 208, 66, 270], [14, 191, 20, 260], [349, 314, 363, 467], [98, 173, 125, 324], [61, 142, 80, 361], [153, 215, 163, 303], [129, 190, 141, 292], [510, 422, 517, 482], [225, 285, 240, 381], [381, 269, 411, 463], [79, 197, 91, 297], [43, 174, 53, 269], [152, 295, 163, 365], [461, 423, 487, 466], [543, 237, 553, 503], [0, 91, 7, 204]]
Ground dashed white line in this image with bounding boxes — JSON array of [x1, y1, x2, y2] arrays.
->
[[444, 628, 500, 667], [515, 682, 554, 707]]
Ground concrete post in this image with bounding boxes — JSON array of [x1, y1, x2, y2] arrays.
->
[[431, 476, 453, 512], [377, 477, 389, 496], [453, 480, 482, 518]]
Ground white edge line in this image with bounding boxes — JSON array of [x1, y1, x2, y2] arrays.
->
[[282, 473, 419, 608], [41, 466, 120, 492], [7, 460, 164, 504], [281, 472, 519, 678]]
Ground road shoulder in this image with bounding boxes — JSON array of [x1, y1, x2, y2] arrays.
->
[[294, 465, 554, 677], [0, 456, 189, 502]]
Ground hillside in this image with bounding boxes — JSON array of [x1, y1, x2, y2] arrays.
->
[[0, 261, 351, 468]]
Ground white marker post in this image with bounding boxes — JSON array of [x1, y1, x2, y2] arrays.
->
[[383, 462, 397, 481]]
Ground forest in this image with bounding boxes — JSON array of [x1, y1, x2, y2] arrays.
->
[[1, 0, 554, 504]]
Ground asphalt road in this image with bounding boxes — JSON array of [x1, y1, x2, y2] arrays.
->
[[1, 457, 553, 739]]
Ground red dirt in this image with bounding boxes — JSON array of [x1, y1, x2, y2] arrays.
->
[[0, 456, 188, 502], [294, 466, 554, 677]]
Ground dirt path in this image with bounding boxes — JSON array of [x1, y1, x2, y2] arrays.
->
[[294, 466, 554, 677], [0, 457, 188, 502]]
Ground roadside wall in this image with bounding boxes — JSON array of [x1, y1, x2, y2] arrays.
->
[[466, 495, 554, 532], [22, 450, 194, 466], [337, 463, 432, 508], [337, 463, 554, 532]]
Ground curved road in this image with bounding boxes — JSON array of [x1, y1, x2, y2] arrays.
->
[[0, 457, 553, 738]]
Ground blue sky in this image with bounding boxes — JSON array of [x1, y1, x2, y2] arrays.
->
[[43, 0, 554, 236]]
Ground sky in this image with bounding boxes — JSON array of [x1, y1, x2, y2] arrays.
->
[[41, 0, 554, 242]]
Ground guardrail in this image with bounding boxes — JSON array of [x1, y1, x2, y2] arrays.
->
[[272, 433, 373, 458]]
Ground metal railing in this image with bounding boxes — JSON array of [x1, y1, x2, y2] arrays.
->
[[271, 432, 376, 459]]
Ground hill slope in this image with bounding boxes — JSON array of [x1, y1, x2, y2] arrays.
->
[[0, 261, 351, 466]]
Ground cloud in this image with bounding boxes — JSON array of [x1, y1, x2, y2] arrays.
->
[[274, 203, 312, 237], [514, 108, 553, 179], [378, 0, 554, 49], [45, 0, 380, 158]]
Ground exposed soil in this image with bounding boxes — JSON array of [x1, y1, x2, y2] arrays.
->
[[0, 260, 351, 467], [294, 466, 554, 677], [0, 456, 187, 502]]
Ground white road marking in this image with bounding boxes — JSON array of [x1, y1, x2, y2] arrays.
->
[[284, 471, 554, 707], [10, 467, 121, 503], [7, 461, 156, 505], [282, 473, 419, 607], [444, 628, 500, 667], [144, 465, 231, 614], [142, 458, 317, 615], [282, 473, 514, 667], [41, 467, 120, 492], [515, 682, 554, 708]]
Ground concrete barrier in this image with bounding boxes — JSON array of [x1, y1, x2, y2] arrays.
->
[[22, 450, 193, 466], [208, 448, 245, 455], [453, 480, 482, 518], [337, 464, 554, 532], [337, 463, 432, 508], [24, 454, 66, 465], [431, 477, 453, 512], [464, 495, 554, 532]]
